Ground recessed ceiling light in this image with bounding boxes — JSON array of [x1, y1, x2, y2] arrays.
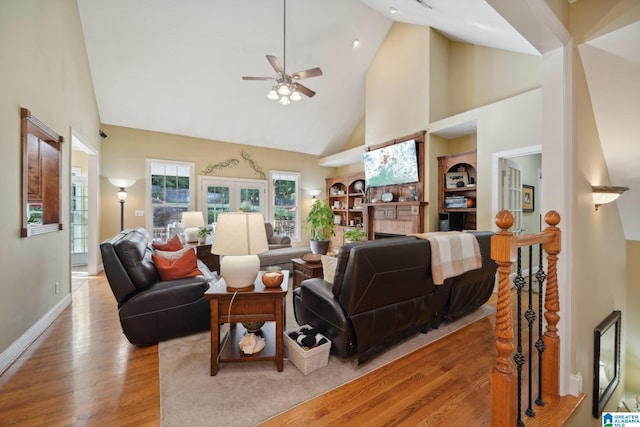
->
[[352, 39, 360, 48], [389, 7, 399, 14]]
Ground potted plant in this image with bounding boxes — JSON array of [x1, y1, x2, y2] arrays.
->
[[343, 227, 367, 243], [197, 227, 212, 244], [304, 200, 335, 254]]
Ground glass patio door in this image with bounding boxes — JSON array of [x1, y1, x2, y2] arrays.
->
[[501, 158, 523, 234], [71, 176, 88, 266], [198, 177, 266, 225]]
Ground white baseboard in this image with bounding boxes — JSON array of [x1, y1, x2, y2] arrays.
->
[[0, 294, 72, 375], [568, 372, 583, 396]]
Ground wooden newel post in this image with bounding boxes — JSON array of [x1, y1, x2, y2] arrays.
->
[[542, 210, 561, 399], [491, 210, 517, 427]]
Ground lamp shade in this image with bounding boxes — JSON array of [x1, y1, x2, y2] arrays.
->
[[108, 178, 136, 189], [212, 212, 269, 256], [181, 211, 205, 229], [181, 211, 205, 243], [212, 212, 269, 289]]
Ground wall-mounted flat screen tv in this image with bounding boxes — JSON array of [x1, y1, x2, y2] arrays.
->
[[363, 139, 419, 187]]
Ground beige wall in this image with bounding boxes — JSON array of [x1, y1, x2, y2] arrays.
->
[[428, 29, 451, 123], [475, 89, 543, 230], [342, 116, 365, 151], [0, 0, 101, 355], [72, 150, 89, 176], [365, 23, 430, 147], [448, 43, 542, 118], [565, 0, 640, 424], [100, 125, 332, 246]]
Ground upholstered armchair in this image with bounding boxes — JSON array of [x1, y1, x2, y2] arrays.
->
[[264, 222, 291, 249]]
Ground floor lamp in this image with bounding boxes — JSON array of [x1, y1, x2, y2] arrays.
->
[[108, 178, 136, 231]]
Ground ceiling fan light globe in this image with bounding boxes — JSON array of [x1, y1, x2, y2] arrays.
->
[[277, 84, 291, 96], [267, 89, 279, 100], [278, 96, 291, 105], [290, 91, 302, 101]]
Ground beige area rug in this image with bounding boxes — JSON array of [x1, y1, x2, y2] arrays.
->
[[159, 291, 495, 427]]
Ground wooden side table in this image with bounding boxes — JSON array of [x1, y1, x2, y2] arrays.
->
[[292, 258, 323, 289], [204, 271, 289, 375], [188, 243, 220, 273]]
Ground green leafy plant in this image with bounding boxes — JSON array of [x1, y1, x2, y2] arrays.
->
[[343, 227, 367, 242], [197, 227, 212, 237], [304, 200, 335, 241]]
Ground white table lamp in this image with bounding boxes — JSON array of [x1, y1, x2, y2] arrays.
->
[[181, 211, 205, 243], [212, 212, 269, 289]]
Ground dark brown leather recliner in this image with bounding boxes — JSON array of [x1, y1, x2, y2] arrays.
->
[[100, 228, 211, 346], [293, 232, 496, 363]]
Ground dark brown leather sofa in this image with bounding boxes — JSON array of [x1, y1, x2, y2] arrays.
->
[[292, 232, 496, 363], [100, 228, 211, 346]]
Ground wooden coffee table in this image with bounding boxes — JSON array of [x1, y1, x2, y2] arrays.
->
[[204, 270, 289, 375]]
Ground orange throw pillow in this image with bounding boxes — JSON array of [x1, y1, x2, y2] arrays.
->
[[152, 234, 183, 251], [152, 249, 202, 281]]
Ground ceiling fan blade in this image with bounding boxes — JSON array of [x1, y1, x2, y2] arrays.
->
[[266, 55, 284, 74], [292, 67, 323, 80], [242, 76, 274, 81], [294, 83, 316, 98]]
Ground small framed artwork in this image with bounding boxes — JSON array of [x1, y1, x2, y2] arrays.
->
[[522, 185, 535, 212], [445, 172, 468, 189], [353, 197, 363, 209]]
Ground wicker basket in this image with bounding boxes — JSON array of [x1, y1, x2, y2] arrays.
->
[[284, 325, 331, 375]]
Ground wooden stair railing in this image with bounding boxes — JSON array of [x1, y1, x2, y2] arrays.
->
[[491, 210, 561, 427]]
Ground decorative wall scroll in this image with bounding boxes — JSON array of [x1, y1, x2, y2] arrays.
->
[[21, 108, 64, 237], [241, 150, 266, 179], [201, 158, 240, 175], [201, 150, 266, 180]]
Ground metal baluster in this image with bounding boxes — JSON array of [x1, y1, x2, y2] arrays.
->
[[525, 245, 536, 417], [535, 243, 547, 406], [513, 248, 526, 427]]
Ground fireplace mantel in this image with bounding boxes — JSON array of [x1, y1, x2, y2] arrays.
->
[[364, 201, 426, 238]]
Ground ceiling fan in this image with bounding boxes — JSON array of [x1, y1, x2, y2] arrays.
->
[[242, 0, 323, 105]]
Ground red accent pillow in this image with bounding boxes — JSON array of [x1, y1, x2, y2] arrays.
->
[[152, 249, 202, 281], [152, 234, 183, 251]]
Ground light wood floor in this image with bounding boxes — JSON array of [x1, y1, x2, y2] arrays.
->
[[1, 273, 575, 426], [0, 273, 159, 426]]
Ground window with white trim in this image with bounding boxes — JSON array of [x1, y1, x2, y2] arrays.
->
[[146, 159, 194, 241], [270, 171, 300, 241]]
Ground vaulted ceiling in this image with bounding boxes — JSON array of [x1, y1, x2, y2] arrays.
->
[[77, 0, 639, 238], [76, 0, 536, 157]]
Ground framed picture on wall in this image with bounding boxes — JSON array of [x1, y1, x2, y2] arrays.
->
[[522, 185, 535, 212]]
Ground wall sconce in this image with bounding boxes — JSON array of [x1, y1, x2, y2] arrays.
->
[[592, 185, 629, 211], [309, 189, 321, 203], [108, 178, 136, 230]]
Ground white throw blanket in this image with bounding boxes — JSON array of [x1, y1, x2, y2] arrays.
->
[[409, 231, 482, 285]]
